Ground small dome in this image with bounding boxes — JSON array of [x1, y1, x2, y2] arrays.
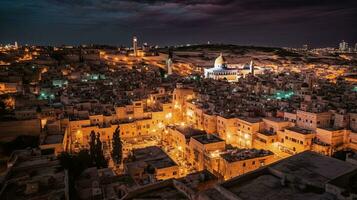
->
[[214, 53, 227, 68]]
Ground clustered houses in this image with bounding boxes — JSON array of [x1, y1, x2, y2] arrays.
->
[[163, 125, 275, 180], [1, 44, 357, 199], [174, 82, 357, 158], [125, 146, 180, 184], [67, 90, 174, 154]]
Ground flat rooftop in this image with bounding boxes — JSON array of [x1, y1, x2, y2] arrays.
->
[[264, 117, 288, 123], [221, 149, 273, 163], [216, 151, 357, 200], [317, 126, 345, 131], [130, 146, 177, 169], [123, 179, 189, 200], [169, 126, 206, 139], [328, 169, 357, 196], [286, 126, 314, 135], [146, 157, 177, 169], [132, 146, 167, 160], [270, 151, 356, 185], [238, 117, 262, 124], [258, 129, 276, 136], [192, 134, 224, 144], [222, 172, 333, 200]]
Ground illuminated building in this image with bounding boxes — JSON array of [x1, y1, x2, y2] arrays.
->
[[216, 115, 237, 143], [2, 42, 357, 200], [277, 126, 315, 155], [167, 49, 173, 75], [204, 53, 239, 82], [312, 127, 350, 156], [236, 117, 262, 148], [0, 82, 18, 94], [339, 40, 348, 51], [249, 60, 254, 76], [219, 148, 275, 180], [125, 146, 179, 184], [172, 87, 195, 122], [189, 134, 226, 171], [68, 98, 173, 151], [133, 36, 138, 57], [253, 117, 293, 155], [296, 110, 332, 131]]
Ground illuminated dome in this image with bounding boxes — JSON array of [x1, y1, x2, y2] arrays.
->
[[214, 53, 227, 68]]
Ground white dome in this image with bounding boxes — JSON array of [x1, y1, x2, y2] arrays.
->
[[214, 53, 227, 68]]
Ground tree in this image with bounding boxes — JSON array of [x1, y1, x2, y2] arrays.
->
[[89, 130, 96, 164], [77, 149, 92, 170], [111, 126, 123, 165], [88, 130, 108, 168], [95, 133, 108, 168]]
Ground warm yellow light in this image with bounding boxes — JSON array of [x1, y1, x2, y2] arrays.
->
[[174, 103, 181, 109], [158, 122, 164, 129], [165, 112, 172, 119], [210, 150, 220, 158], [186, 110, 194, 117], [76, 130, 82, 138]]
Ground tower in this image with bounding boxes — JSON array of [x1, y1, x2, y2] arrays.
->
[[249, 60, 254, 76], [14, 41, 18, 49], [167, 48, 173, 75], [133, 36, 138, 57], [339, 40, 348, 51]]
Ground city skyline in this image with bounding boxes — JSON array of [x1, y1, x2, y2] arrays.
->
[[0, 1, 357, 200], [1, 0, 357, 47]]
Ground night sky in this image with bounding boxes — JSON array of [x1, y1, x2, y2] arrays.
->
[[0, 0, 356, 47]]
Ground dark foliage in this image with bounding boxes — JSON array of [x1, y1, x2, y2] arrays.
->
[[111, 126, 123, 165]]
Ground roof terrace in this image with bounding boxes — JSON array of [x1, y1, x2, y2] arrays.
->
[[221, 148, 273, 163], [192, 134, 224, 145]]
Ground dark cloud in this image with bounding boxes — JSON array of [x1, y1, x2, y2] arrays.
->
[[0, 0, 356, 46]]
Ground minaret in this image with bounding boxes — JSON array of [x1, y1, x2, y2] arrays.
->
[[249, 60, 254, 76], [14, 41, 18, 49], [133, 36, 138, 57], [167, 48, 173, 75]]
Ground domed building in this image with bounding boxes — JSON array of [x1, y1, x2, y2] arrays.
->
[[204, 53, 239, 82], [214, 53, 228, 68]]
